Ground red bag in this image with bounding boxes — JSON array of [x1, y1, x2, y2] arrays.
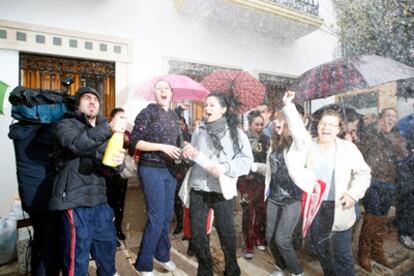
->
[[301, 179, 327, 237], [183, 207, 214, 238]]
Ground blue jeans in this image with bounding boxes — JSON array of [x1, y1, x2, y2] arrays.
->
[[62, 204, 116, 276], [309, 201, 355, 276], [266, 200, 302, 274], [135, 166, 177, 272], [363, 179, 396, 216]]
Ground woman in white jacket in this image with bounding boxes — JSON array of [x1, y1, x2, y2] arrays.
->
[[282, 91, 371, 276]]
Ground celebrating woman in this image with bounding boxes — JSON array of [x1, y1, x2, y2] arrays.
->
[[237, 110, 269, 259], [182, 92, 253, 276], [282, 91, 371, 276], [129, 79, 181, 276], [260, 110, 305, 276]]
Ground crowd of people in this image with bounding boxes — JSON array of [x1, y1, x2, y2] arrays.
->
[[18, 79, 413, 276]]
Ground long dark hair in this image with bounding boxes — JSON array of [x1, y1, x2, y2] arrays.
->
[[271, 111, 293, 152], [207, 92, 242, 155]]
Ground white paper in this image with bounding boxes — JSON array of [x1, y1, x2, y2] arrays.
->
[[192, 152, 213, 169]]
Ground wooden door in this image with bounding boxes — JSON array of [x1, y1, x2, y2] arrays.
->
[[20, 53, 115, 118]]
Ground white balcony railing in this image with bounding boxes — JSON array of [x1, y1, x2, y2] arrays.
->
[[269, 0, 319, 16]]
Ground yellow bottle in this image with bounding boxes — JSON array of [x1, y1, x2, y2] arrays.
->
[[102, 132, 124, 167]]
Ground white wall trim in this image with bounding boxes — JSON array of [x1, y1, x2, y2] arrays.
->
[[0, 19, 134, 63], [164, 55, 244, 72]]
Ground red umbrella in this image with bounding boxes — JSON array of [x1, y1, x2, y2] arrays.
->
[[301, 179, 327, 237], [135, 74, 209, 102], [290, 55, 414, 102], [201, 70, 266, 113]]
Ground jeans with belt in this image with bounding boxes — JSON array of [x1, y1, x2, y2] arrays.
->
[[309, 201, 355, 276]]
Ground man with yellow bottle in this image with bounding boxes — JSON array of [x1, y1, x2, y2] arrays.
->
[[50, 87, 127, 276]]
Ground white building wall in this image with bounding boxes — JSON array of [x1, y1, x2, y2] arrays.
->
[[0, 49, 19, 217], [0, 0, 338, 78], [0, 0, 339, 214]]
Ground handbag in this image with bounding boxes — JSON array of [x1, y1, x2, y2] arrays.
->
[[120, 153, 137, 179]]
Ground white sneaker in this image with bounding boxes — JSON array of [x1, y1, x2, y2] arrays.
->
[[291, 273, 304, 276], [157, 260, 176, 272], [256, 245, 266, 251], [244, 251, 254, 260], [400, 235, 414, 250], [138, 271, 154, 276], [269, 270, 284, 276]]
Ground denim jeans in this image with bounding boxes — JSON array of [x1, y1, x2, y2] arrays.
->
[[135, 166, 177, 272], [62, 204, 116, 276], [363, 179, 396, 216], [309, 201, 355, 276], [266, 200, 303, 274], [190, 189, 240, 276]]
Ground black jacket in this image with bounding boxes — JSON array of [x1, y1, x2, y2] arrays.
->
[[49, 111, 112, 210]]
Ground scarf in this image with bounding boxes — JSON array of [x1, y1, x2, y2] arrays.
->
[[246, 130, 260, 151], [205, 117, 227, 157]]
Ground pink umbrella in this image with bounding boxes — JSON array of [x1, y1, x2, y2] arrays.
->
[[135, 74, 209, 102], [301, 179, 327, 237]]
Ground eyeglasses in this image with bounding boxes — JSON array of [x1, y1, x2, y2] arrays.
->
[[319, 122, 339, 128]]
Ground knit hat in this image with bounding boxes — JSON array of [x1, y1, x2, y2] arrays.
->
[[74, 87, 100, 106]]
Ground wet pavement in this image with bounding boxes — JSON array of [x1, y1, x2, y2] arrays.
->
[[109, 181, 414, 276], [1, 180, 413, 275]]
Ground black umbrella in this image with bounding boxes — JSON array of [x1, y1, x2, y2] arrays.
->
[[290, 55, 414, 102]]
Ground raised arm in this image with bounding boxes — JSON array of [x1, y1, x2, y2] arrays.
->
[[281, 91, 312, 151]]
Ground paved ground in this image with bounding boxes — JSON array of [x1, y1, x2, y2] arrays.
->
[[108, 181, 414, 276], [1, 180, 413, 275]]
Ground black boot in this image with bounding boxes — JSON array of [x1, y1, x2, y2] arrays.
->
[[187, 239, 195, 257], [173, 198, 184, 235], [117, 229, 126, 240]]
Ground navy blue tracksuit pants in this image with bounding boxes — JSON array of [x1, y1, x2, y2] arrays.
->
[[62, 203, 116, 276]]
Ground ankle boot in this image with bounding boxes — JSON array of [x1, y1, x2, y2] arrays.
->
[[371, 216, 392, 268], [173, 201, 183, 234], [187, 239, 195, 257], [358, 214, 374, 272]]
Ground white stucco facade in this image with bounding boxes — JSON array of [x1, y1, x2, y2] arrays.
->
[[0, 0, 339, 216]]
